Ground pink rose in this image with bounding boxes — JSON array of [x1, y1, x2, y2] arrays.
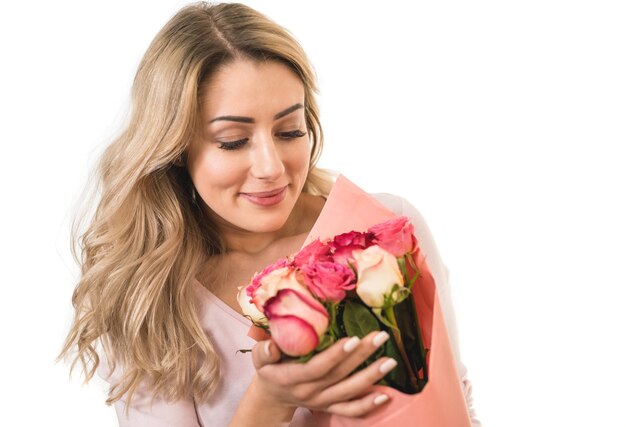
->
[[300, 261, 356, 303], [369, 216, 418, 257], [246, 264, 309, 313], [330, 230, 374, 266], [353, 245, 404, 308], [264, 288, 330, 356], [246, 258, 290, 298], [292, 238, 333, 268]]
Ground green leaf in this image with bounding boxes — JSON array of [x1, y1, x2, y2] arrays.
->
[[382, 335, 411, 392], [244, 315, 269, 329], [315, 333, 335, 352], [294, 352, 315, 363], [343, 300, 380, 339]]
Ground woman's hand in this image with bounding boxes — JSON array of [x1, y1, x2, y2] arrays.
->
[[247, 331, 396, 420]]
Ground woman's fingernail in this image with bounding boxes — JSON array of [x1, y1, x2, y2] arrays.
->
[[379, 358, 398, 374], [372, 331, 390, 347], [264, 341, 272, 357], [343, 336, 360, 352], [374, 394, 389, 405]]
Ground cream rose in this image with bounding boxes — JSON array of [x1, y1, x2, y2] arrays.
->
[[250, 266, 309, 312], [237, 285, 267, 324], [353, 245, 404, 308]]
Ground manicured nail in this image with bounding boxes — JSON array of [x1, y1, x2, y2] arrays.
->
[[374, 394, 389, 405], [343, 336, 360, 352], [372, 331, 390, 347], [379, 358, 398, 374], [264, 341, 271, 357]]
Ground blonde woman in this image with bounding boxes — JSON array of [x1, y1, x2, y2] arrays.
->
[[60, 2, 479, 426]]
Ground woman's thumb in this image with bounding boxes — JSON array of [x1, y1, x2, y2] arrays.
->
[[252, 340, 281, 369]]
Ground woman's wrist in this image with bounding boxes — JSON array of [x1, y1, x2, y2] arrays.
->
[[230, 376, 296, 426]]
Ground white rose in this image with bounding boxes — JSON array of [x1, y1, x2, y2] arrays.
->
[[237, 285, 267, 324], [353, 245, 404, 308]]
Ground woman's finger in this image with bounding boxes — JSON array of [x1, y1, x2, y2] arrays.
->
[[315, 356, 398, 406], [252, 340, 282, 369], [261, 331, 384, 385], [304, 330, 390, 385], [324, 390, 391, 418]]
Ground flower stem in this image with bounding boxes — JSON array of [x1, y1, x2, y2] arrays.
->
[[383, 305, 420, 391], [406, 293, 428, 382]]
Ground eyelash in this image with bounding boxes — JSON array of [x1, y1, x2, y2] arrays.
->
[[218, 129, 307, 151]]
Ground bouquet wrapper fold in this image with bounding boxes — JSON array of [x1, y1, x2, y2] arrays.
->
[[248, 175, 471, 426]]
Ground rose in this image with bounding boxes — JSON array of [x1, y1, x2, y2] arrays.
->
[[292, 238, 333, 268], [246, 264, 309, 313], [264, 288, 330, 356], [369, 216, 418, 257], [246, 258, 290, 299], [237, 285, 266, 324], [353, 245, 404, 308], [329, 230, 374, 266], [300, 261, 356, 303]]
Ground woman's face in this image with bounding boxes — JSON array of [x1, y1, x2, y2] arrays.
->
[[187, 58, 311, 237]]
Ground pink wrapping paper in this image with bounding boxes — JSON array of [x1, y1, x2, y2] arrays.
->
[[249, 175, 471, 426]]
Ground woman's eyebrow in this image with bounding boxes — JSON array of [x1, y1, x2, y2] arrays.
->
[[209, 103, 304, 124], [274, 103, 303, 120]]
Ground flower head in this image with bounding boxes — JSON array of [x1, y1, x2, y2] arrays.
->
[[369, 216, 417, 257], [329, 230, 374, 266], [300, 261, 356, 303], [246, 263, 308, 313], [264, 288, 329, 356], [237, 285, 266, 324], [353, 245, 404, 308], [292, 238, 333, 268]]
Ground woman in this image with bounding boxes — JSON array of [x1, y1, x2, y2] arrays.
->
[[60, 2, 479, 426]]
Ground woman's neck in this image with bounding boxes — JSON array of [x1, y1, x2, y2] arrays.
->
[[216, 192, 325, 256]]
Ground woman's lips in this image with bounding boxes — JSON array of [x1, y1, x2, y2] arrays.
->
[[240, 186, 288, 206]]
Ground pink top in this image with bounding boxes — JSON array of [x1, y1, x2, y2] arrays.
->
[[100, 193, 480, 426]]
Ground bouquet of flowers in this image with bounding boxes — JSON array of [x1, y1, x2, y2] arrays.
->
[[237, 216, 429, 394]]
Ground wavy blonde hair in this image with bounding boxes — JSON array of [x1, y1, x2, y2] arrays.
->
[[59, 1, 334, 406]]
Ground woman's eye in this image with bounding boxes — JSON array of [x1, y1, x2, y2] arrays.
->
[[277, 129, 307, 140], [218, 138, 248, 151]]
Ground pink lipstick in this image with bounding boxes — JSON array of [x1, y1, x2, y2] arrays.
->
[[240, 186, 287, 207]]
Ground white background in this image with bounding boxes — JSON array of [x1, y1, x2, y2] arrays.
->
[[1, 1, 624, 426]]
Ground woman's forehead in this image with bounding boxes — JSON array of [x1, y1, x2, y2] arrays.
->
[[199, 59, 305, 120]]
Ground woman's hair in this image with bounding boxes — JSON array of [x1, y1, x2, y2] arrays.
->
[[59, 1, 334, 406]]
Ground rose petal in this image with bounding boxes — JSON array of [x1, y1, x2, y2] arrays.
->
[[353, 245, 404, 308], [369, 216, 418, 257], [292, 238, 333, 267], [268, 314, 320, 356], [251, 266, 308, 312], [300, 261, 355, 303], [265, 289, 329, 336], [237, 285, 266, 324], [247, 258, 290, 298]]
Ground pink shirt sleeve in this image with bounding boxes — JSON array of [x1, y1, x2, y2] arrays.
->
[[111, 394, 200, 427]]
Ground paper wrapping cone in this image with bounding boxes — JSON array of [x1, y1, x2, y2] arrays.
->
[[249, 175, 471, 426]]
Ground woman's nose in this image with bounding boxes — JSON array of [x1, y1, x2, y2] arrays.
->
[[249, 134, 285, 181]]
